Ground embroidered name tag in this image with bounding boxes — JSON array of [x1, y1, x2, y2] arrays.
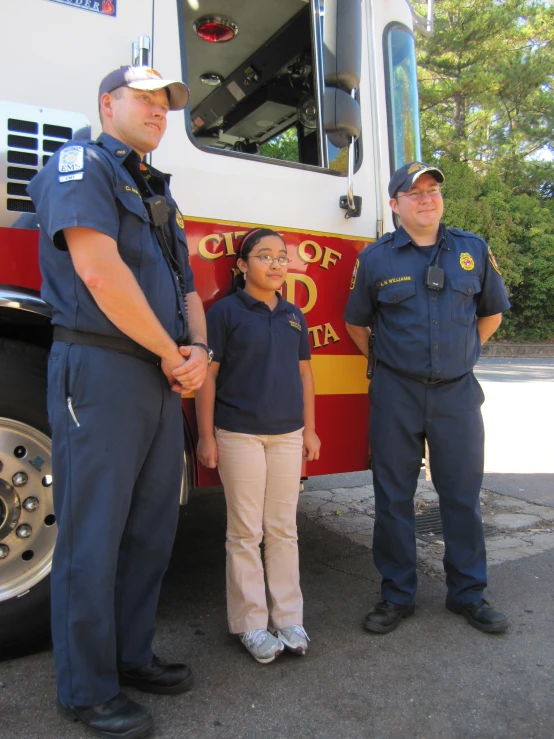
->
[[124, 185, 141, 197], [379, 276, 412, 288], [59, 172, 84, 183]]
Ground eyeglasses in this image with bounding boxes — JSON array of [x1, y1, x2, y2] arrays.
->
[[397, 186, 442, 201], [247, 255, 291, 266]]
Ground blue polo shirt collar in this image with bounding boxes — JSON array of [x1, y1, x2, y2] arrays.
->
[[392, 224, 450, 250], [236, 288, 288, 312]]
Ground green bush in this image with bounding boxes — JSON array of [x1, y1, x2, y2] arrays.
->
[[438, 160, 554, 341]]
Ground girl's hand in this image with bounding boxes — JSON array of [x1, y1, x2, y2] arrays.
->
[[302, 429, 321, 462], [197, 435, 218, 469]]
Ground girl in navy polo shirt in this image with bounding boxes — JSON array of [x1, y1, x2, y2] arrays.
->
[[195, 228, 321, 664]]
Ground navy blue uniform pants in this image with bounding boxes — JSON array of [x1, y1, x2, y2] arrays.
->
[[370, 363, 487, 606], [47, 343, 183, 706]]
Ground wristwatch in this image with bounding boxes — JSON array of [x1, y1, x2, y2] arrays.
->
[[192, 342, 214, 365]]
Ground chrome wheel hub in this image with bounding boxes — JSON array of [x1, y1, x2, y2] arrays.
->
[[0, 418, 55, 601]]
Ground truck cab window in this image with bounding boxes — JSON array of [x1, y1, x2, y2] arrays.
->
[[182, 0, 321, 166], [385, 24, 422, 171]]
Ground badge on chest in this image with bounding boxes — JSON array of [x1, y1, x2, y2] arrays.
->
[[287, 312, 302, 331]]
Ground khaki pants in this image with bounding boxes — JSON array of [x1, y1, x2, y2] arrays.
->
[[216, 428, 304, 634]]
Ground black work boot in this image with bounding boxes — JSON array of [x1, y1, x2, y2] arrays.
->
[[363, 600, 415, 634], [446, 599, 509, 633], [119, 655, 194, 695], [57, 691, 153, 738]]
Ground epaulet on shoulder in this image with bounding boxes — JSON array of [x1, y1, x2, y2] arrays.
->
[[360, 232, 393, 258], [449, 227, 486, 244]]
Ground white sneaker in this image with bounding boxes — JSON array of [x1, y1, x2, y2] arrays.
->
[[273, 625, 310, 655], [239, 629, 284, 664]]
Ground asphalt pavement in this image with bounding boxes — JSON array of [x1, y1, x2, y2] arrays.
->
[[2, 493, 552, 739], [1, 357, 553, 739]]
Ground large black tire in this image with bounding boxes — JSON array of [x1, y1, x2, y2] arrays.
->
[[0, 339, 53, 651]]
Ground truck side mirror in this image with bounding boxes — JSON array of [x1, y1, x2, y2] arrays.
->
[[323, 0, 362, 93], [322, 0, 363, 217], [324, 88, 361, 149]]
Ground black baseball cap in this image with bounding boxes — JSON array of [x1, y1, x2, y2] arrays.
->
[[98, 66, 190, 110], [388, 161, 445, 198]]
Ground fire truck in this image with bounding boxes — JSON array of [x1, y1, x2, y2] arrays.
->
[[0, 0, 432, 648]]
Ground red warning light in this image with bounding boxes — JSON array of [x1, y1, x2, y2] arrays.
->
[[193, 17, 238, 44]]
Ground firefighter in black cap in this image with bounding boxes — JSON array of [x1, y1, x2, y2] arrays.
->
[[344, 162, 511, 636]]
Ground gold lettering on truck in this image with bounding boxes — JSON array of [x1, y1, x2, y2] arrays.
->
[[298, 240, 323, 264], [198, 234, 223, 259], [283, 274, 317, 314]]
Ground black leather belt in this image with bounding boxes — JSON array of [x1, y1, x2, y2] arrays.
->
[[53, 327, 159, 366], [379, 362, 464, 386]]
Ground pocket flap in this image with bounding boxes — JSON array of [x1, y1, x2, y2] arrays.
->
[[450, 277, 481, 296], [378, 281, 417, 304], [115, 184, 149, 222]]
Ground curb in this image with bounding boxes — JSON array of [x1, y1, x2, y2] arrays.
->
[[482, 344, 554, 358]]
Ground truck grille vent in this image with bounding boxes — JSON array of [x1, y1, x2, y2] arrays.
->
[[8, 134, 38, 150], [8, 183, 30, 196], [43, 139, 64, 153], [7, 199, 37, 213], [44, 124, 72, 139], [8, 151, 38, 166], [5, 117, 73, 213], [8, 118, 38, 134]]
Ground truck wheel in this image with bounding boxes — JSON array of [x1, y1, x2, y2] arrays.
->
[[0, 339, 54, 650]]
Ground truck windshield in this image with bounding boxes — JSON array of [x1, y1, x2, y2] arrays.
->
[[385, 25, 422, 170]]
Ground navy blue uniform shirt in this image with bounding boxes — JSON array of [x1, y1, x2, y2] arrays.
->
[[207, 289, 311, 434], [28, 133, 194, 341], [344, 225, 510, 379]]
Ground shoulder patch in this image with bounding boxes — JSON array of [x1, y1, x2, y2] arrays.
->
[[488, 246, 502, 275], [350, 259, 360, 290], [59, 145, 84, 174]]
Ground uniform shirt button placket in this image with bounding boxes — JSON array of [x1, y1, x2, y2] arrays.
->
[[430, 292, 441, 375]]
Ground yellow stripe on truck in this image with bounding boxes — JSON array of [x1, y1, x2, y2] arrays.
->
[[181, 355, 369, 399], [310, 355, 369, 395]]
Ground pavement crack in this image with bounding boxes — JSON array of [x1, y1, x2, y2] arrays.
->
[[316, 559, 374, 582]]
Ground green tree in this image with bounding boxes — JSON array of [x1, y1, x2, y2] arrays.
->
[[412, 0, 554, 341], [258, 127, 299, 162], [412, 0, 554, 166], [439, 160, 554, 340]]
